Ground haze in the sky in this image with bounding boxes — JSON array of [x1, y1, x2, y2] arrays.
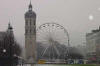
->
[[0, 0, 100, 48]]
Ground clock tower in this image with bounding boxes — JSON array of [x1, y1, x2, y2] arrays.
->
[[25, 1, 36, 63]]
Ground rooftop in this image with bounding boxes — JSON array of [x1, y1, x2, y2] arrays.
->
[[86, 26, 100, 36]]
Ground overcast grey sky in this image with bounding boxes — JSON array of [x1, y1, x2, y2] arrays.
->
[[0, 0, 100, 47]]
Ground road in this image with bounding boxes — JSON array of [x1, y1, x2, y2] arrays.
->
[[35, 64, 71, 66], [18, 64, 97, 66], [34, 64, 96, 66]]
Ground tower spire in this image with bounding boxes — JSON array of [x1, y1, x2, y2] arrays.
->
[[7, 20, 13, 34], [30, 0, 31, 5], [29, 0, 32, 11], [8, 20, 13, 30]]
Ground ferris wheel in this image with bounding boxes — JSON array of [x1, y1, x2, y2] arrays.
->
[[36, 23, 70, 60]]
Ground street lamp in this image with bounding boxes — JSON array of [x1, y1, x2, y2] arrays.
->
[[3, 49, 6, 53]]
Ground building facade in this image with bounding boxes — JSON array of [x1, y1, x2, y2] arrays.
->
[[86, 27, 100, 58], [0, 23, 14, 57], [25, 2, 37, 63]]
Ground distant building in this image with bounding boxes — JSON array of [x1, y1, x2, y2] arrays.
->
[[0, 23, 13, 46], [0, 32, 6, 41], [0, 23, 13, 57], [86, 27, 100, 58], [0, 32, 6, 56]]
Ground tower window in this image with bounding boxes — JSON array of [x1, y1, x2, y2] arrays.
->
[[34, 20, 35, 25], [26, 20, 28, 25], [26, 29, 28, 34], [30, 19, 31, 26], [30, 29, 31, 33], [30, 22, 31, 26], [33, 29, 35, 33]]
